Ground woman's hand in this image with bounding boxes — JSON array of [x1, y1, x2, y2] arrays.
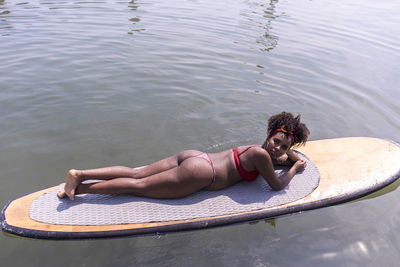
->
[[293, 160, 307, 172]]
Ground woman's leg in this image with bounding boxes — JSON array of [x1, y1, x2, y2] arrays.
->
[[70, 156, 214, 199], [58, 167, 137, 200], [58, 150, 202, 200]]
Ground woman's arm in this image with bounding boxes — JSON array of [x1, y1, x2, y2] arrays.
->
[[286, 149, 301, 163], [253, 148, 306, 190], [272, 149, 301, 166]]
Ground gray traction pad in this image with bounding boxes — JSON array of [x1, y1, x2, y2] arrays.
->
[[30, 153, 319, 225]]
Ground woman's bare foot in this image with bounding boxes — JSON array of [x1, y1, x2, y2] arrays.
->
[[57, 169, 82, 200]]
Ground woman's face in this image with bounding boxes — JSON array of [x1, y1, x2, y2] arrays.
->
[[266, 132, 292, 159]]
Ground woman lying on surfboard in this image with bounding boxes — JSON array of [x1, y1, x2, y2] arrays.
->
[[58, 111, 310, 200]]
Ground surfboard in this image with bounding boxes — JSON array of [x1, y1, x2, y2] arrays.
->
[[2, 137, 400, 239]]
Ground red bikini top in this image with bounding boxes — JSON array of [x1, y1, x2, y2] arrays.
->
[[233, 146, 259, 181]]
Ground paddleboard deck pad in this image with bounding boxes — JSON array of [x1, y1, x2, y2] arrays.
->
[[2, 137, 400, 239]]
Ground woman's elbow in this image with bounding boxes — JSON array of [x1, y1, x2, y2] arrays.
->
[[270, 182, 284, 191]]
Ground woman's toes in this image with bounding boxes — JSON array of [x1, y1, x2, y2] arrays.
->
[[57, 190, 66, 198]]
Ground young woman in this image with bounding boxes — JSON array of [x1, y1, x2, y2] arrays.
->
[[58, 112, 310, 200]]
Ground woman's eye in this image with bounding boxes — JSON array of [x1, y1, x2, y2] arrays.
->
[[274, 139, 280, 144]]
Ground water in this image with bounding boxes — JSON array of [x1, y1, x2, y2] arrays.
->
[[1, 0, 400, 265]]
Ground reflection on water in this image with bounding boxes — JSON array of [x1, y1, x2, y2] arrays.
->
[[236, 0, 280, 52], [357, 178, 400, 201], [254, 0, 280, 52], [128, 0, 145, 35], [0, 0, 11, 36], [1, 0, 400, 266]]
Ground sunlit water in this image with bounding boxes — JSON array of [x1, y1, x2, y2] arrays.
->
[[1, 0, 400, 266]]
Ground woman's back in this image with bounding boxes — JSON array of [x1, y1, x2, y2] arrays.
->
[[207, 146, 261, 190]]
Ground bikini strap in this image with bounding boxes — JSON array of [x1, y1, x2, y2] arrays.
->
[[237, 146, 256, 156]]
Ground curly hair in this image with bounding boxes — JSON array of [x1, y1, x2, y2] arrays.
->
[[267, 112, 310, 147]]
